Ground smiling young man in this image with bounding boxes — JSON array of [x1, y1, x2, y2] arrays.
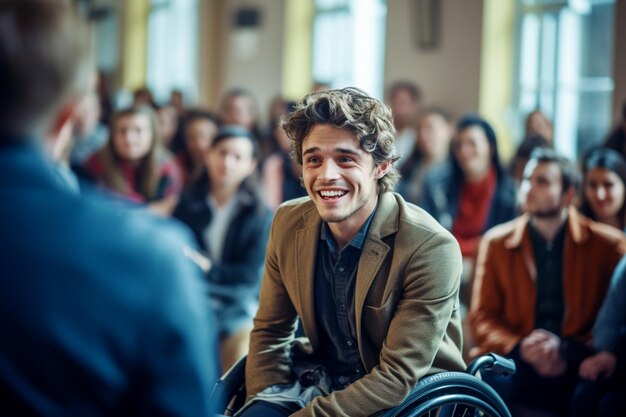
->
[[469, 148, 626, 416], [241, 88, 465, 417]]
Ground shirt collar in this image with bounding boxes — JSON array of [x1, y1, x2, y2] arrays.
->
[[320, 204, 378, 255]]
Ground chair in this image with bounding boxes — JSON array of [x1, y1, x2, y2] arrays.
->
[[211, 352, 515, 417]]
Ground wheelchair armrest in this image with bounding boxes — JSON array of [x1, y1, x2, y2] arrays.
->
[[466, 353, 516, 377]]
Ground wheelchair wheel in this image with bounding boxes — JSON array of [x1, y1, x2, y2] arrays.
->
[[383, 372, 510, 417]]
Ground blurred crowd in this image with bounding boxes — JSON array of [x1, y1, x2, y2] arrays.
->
[[41, 34, 626, 417]]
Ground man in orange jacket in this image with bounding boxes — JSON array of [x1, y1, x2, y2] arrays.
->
[[469, 147, 626, 416]]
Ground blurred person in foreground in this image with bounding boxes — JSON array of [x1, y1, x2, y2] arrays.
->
[[0, 1, 218, 416]]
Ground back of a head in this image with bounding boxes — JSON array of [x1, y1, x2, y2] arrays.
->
[[0, 0, 91, 138]]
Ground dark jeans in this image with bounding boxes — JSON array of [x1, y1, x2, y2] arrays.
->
[[481, 346, 579, 417], [236, 400, 298, 417]]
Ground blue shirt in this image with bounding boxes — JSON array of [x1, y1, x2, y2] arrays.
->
[[313, 207, 376, 389], [593, 255, 626, 352]]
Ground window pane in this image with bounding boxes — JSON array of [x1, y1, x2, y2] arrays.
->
[[516, 0, 615, 159]]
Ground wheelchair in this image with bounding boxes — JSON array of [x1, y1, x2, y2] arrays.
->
[[211, 352, 516, 417]]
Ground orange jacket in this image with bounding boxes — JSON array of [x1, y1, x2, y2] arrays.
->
[[468, 207, 626, 358]]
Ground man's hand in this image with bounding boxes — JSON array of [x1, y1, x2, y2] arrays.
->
[[579, 351, 616, 381], [520, 329, 566, 377]]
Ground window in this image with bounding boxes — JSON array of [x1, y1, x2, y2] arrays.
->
[[312, 0, 387, 99], [515, 0, 615, 159], [147, 0, 198, 104]]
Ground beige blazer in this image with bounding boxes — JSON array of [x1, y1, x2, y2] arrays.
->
[[246, 192, 465, 417]]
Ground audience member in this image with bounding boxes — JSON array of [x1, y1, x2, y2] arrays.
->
[[85, 105, 183, 215], [580, 147, 626, 231], [220, 87, 262, 142], [387, 81, 422, 170], [420, 114, 517, 259], [397, 107, 453, 204], [169, 88, 186, 117], [468, 147, 626, 416], [263, 95, 290, 157], [132, 86, 157, 109], [173, 125, 272, 371], [571, 255, 626, 417], [156, 103, 179, 149], [525, 109, 554, 145], [242, 87, 465, 416], [178, 109, 219, 185], [509, 134, 552, 184], [96, 70, 114, 125], [311, 80, 331, 93], [0, 1, 218, 415], [261, 101, 307, 209]]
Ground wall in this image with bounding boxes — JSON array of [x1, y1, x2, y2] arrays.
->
[[384, 0, 484, 117], [201, 0, 285, 127], [613, 0, 626, 122]]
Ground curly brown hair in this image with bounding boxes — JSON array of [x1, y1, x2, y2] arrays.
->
[[281, 87, 399, 194]]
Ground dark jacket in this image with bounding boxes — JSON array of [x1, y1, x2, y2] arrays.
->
[[174, 179, 273, 335], [246, 193, 465, 416], [0, 141, 218, 416], [419, 160, 518, 232]]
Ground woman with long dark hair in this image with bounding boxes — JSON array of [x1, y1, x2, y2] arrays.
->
[[420, 114, 518, 259], [580, 147, 626, 231]]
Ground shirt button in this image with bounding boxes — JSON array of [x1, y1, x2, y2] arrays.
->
[[338, 375, 349, 384], [347, 340, 353, 347], [339, 266, 345, 272], [355, 369, 360, 374]]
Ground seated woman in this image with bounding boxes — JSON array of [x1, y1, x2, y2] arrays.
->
[[420, 114, 517, 260], [176, 109, 219, 185], [261, 102, 307, 210], [397, 107, 454, 205], [84, 105, 183, 215], [173, 125, 272, 371], [579, 147, 626, 232]]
